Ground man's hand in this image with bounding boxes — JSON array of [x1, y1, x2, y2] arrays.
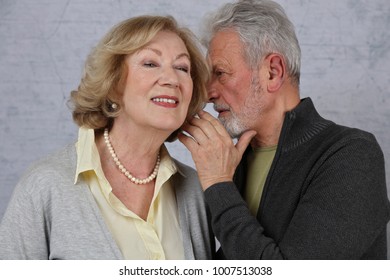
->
[[178, 110, 256, 190]]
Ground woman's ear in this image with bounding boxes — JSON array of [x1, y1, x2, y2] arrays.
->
[[266, 53, 286, 93]]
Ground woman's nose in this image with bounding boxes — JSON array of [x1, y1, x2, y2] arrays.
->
[[159, 67, 179, 88]]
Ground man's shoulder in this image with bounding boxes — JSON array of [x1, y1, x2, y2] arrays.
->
[[326, 123, 380, 148]]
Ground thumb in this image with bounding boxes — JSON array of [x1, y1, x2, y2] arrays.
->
[[236, 130, 257, 156]]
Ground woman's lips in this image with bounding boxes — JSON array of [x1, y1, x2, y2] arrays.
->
[[151, 96, 179, 108]]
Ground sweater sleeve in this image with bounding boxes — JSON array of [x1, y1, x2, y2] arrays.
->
[[205, 182, 284, 259], [0, 174, 49, 260], [204, 136, 390, 259]]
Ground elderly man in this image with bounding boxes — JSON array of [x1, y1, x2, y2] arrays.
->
[[179, 0, 390, 259]]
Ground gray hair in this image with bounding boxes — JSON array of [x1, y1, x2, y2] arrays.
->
[[202, 0, 301, 86]]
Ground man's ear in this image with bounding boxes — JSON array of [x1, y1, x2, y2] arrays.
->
[[266, 53, 286, 93]]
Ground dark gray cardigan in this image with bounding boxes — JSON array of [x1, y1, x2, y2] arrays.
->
[[205, 98, 390, 259]]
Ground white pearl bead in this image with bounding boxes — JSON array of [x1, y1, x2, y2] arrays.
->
[[103, 128, 160, 185]]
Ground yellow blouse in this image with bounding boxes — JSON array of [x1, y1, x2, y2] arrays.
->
[[74, 127, 184, 259]]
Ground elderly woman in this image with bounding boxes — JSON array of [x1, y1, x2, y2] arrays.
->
[[0, 16, 213, 260]]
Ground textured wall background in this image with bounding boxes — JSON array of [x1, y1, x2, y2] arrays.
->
[[0, 0, 389, 257]]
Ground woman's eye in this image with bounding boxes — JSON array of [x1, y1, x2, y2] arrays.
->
[[176, 66, 189, 73], [144, 62, 157, 68]]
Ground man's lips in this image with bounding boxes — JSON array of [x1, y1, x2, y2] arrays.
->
[[151, 95, 179, 108], [217, 110, 230, 118], [214, 104, 230, 117]]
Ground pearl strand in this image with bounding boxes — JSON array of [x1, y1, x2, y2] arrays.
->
[[103, 128, 160, 185]]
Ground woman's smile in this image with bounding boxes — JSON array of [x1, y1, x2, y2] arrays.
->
[[151, 95, 179, 108]]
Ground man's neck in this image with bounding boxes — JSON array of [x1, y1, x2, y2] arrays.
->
[[250, 91, 300, 149]]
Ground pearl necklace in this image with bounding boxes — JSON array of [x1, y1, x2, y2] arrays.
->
[[103, 128, 160, 184]]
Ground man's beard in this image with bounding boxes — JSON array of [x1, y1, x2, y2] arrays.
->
[[215, 77, 264, 139], [217, 108, 248, 139]]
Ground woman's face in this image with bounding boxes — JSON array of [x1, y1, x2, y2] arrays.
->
[[117, 30, 193, 135]]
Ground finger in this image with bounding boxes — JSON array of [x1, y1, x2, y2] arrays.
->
[[181, 123, 209, 145], [188, 117, 220, 139], [236, 130, 257, 156], [197, 110, 231, 138], [178, 131, 199, 153]]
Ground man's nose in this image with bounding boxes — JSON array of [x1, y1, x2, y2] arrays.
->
[[207, 80, 219, 102]]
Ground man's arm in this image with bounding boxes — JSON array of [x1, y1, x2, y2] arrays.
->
[[180, 111, 389, 259]]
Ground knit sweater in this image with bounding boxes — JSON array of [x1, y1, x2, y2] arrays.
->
[[0, 144, 213, 260], [205, 98, 390, 259]]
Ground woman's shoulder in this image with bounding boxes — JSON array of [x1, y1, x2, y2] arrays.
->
[[16, 143, 77, 194], [26, 143, 75, 175], [171, 158, 204, 195], [172, 158, 198, 178]]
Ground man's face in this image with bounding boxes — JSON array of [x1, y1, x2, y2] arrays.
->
[[207, 30, 265, 138]]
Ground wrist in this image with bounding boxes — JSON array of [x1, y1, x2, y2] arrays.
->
[[201, 177, 233, 191]]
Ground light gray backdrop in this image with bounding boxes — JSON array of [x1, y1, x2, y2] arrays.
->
[[0, 0, 389, 257]]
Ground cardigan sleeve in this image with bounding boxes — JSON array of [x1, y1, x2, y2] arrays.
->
[[204, 136, 390, 259], [0, 173, 49, 260]]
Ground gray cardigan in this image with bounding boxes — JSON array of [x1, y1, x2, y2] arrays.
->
[[0, 144, 213, 260], [206, 98, 390, 259]]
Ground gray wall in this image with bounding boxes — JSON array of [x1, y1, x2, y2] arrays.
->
[[1, 0, 389, 257]]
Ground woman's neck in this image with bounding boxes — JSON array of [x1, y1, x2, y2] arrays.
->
[[96, 122, 168, 179]]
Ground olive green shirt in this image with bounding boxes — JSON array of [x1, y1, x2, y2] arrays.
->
[[245, 146, 277, 216]]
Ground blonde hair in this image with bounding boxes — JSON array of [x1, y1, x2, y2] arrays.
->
[[70, 15, 209, 141]]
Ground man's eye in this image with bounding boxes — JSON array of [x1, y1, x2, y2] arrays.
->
[[215, 70, 225, 77]]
